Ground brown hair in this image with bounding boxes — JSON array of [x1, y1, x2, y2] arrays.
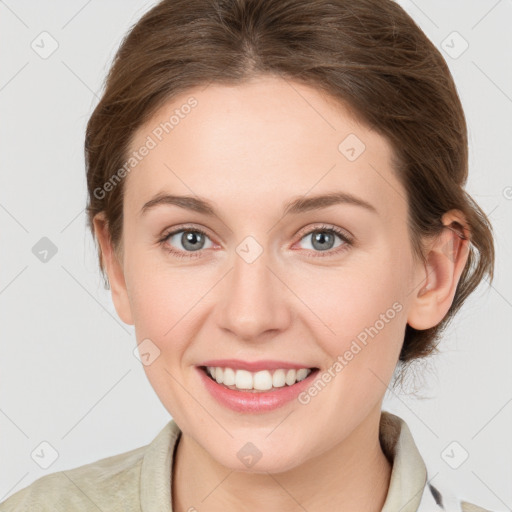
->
[[85, 0, 494, 372]]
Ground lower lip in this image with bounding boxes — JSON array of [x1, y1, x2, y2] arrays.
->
[[196, 366, 319, 413]]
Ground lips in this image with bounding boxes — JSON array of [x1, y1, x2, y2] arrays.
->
[[196, 364, 320, 413]]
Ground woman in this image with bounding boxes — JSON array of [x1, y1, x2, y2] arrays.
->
[[0, 0, 495, 510]]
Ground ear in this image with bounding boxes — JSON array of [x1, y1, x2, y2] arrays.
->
[[407, 210, 470, 330], [93, 212, 134, 325]]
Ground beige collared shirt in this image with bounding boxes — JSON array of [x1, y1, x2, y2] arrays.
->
[[0, 411, 491, 511]]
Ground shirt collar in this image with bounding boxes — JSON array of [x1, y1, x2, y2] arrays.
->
[[140, 410, 427, 512], [140, 419, 180, 512], [380, 410, 428, 512]]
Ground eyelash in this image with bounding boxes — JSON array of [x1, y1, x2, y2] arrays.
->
[[158, 223, 354, 259]]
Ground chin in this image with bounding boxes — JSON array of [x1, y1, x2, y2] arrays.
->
[[209, 441, 308, 475]]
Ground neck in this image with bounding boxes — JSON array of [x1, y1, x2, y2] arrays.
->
[[172, 407, 392, 512]]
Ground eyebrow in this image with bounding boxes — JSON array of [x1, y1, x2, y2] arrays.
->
[[140, 191, 378, 217]]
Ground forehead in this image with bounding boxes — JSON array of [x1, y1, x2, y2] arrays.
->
[[124, 75, 406, 221]]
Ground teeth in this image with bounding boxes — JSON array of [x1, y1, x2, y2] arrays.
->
[[223, 367, 236, 386], [205, 366, 313, 391]]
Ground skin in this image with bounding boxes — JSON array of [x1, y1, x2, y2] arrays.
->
[[94, 75, 469, 511]]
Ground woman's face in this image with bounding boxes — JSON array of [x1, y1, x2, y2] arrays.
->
[[108, 75, 424, 472]]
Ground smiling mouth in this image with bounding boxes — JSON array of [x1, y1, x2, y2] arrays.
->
[[199, 365, 319, 393]]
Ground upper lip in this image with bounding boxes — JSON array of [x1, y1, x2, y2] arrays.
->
[[199, 359, 318, 372]]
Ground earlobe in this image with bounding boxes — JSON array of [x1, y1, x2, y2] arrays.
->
[[92, 213, 134, 326], [407, 211, 470, 330]]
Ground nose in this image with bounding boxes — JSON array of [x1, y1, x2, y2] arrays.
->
[[215, 245, 292, 342]]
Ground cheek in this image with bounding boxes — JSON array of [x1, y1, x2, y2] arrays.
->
[[290, 254, 410, 345], [124, 262, 209, 415], [288, 262, 409, 421], [125, 253, 218, 364], [287, 255, 413, 415]]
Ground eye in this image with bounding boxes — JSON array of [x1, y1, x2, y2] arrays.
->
[[295, 224, 353, 257], [159, 225, 214, 258]]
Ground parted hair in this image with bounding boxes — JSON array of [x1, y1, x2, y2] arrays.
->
[[85, 0, 494, 372]]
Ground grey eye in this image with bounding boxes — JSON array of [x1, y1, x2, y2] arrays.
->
[[298, 230, 345, 252], [167, 230, 213, 252]]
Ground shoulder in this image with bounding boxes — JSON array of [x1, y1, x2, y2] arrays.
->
[[460, 501, 494, 512], [0, 442, 148, 511], [419, 481, 495, 512]]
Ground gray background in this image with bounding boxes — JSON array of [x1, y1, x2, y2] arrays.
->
[[0, 0, 511, 509]]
